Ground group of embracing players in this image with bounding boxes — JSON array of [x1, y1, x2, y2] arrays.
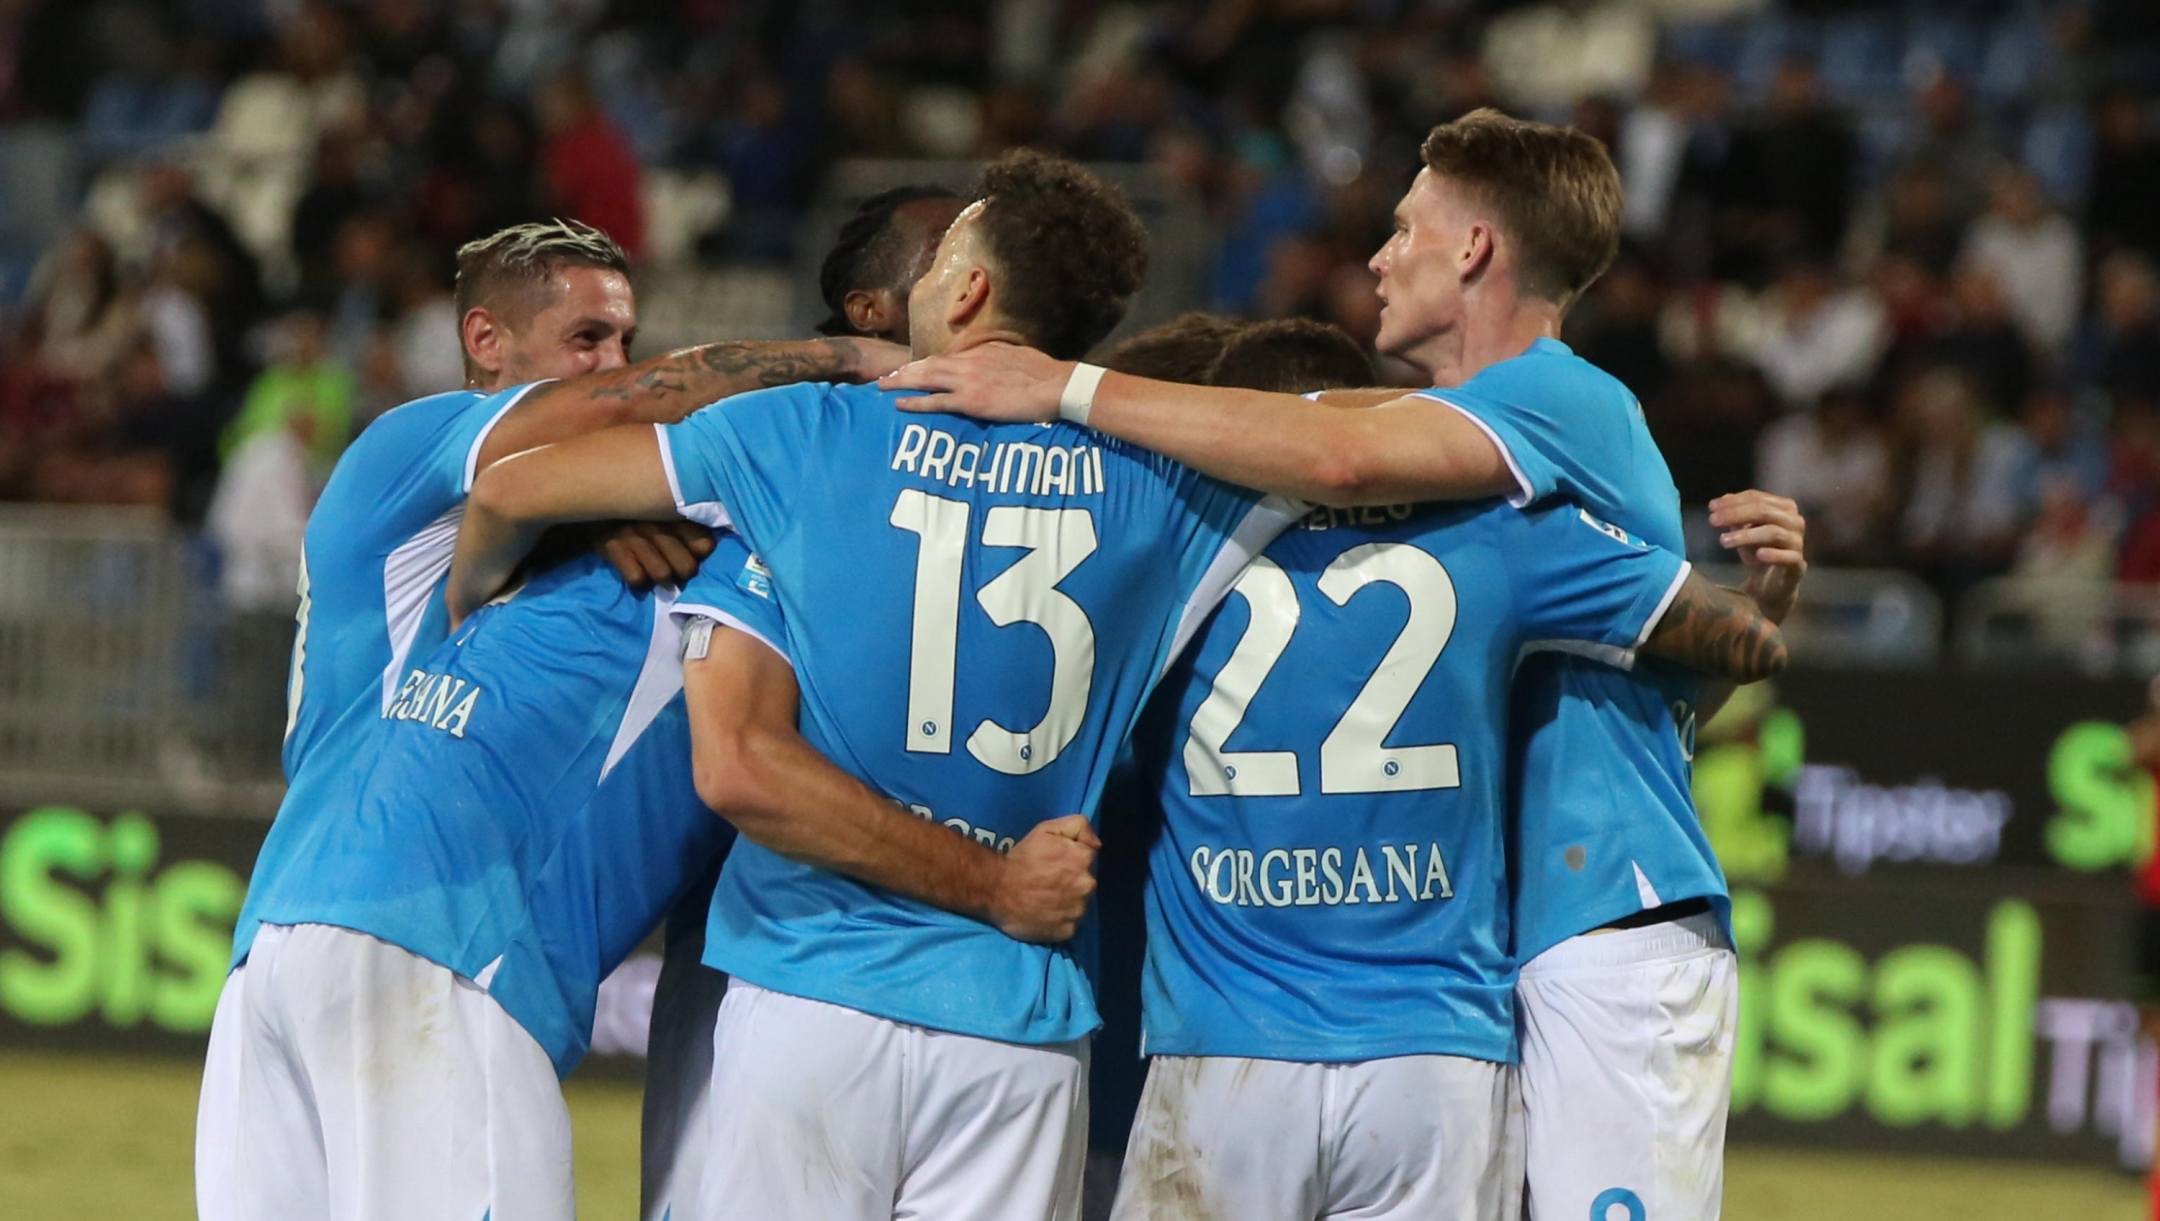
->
[[194, 108, 1807, 1221]]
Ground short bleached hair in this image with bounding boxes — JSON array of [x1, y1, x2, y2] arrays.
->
[[453, 218, 630, 329]]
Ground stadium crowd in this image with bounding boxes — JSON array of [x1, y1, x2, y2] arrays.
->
[[1, 0, 2158, 611]]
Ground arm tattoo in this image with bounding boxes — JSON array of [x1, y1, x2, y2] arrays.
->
[[1645, 574, 1789, 684], [576, 338, 860, 412]]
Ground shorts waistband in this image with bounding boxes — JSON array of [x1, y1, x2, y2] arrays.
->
[[1519, 910, 1729, 978]]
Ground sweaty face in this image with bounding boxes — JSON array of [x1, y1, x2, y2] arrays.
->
[[1368, 170, 1469, 369], [906, 201, 986, 359], [501, 266, 638, 384], [876, 196, 972, 341]]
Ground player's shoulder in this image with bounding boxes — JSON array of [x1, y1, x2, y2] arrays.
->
[[1460, 339, 1632, 406]]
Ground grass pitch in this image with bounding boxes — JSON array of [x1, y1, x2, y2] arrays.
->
[[0, 1049, 2141, 1220]]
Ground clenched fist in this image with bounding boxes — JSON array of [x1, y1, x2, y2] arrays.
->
[[989, 815, 1100, 943]]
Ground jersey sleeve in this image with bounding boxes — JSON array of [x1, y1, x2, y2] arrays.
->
[[654, 382, 827, 534], [672, 532, 790, 665], [448, 382, 550, 494], [1503, 504, 1690, 668], [1416, 382, 1633, 510]]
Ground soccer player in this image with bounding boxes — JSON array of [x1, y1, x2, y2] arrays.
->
[[642, 182, 966, 1221], [1110, 324, 1783, 1219], [444, 150, 1295, 1221], [882, 111, 1804, 1219], [814, 184, 966, 341], [196, 218, 905, 1221]]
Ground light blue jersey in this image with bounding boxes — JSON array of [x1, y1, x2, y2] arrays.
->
[[233, 383, 544, 968], [1420, 337, 1724, 960], [243, 537, 782, 1075], [658, 382, 1298, 1046], [1136, 500, 1688, 1064]]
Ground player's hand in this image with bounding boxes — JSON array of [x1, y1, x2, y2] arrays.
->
[[879, 341, 1073, 422], [598, 520, 716, 588], [989, 814, 1099, 943], [1709, 490, 1807, 625], [838, 338, 911, 383]]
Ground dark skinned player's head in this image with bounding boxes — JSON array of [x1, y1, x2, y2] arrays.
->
[[816, 186, 966, 342]]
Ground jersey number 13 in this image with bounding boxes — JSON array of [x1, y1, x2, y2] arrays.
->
[[891, 490, 1098, 777]]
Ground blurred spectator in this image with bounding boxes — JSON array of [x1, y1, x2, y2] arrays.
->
[[1846, 162, 1964, 279], [2088, 88, 2160, 261], [30, 338, 180, 511], [1757, 388, 1891, 566], [291, 126, 373, 297], [24, 230, 136, 384], [1897, 368, 2027, 596], [1751, 260, 1886, 411], [1898, 74, 1997, 229], [221, 311, 353, 489], [2069, 250, 2160, 400], [322, 210, 399, 371], [1719, 58, 1855, 271], [139, 162, 263, 390], [1649, 359, 1767, 510], [1961, 165, 2083, 358], [534, 69, 644, 260], [1885, 268, 2033, 418], [708, 75, 807, 263], [1568, 250, 1669, 403], [389, 241, 463, 399], [0, 0, 93, 121]]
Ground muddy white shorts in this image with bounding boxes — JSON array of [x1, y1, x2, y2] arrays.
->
[[693, 980, 1088, 1221], [194, 922, 573, 1221], [1516, 911, 1737, 1221], [1110, 1051, 1521, 1221]]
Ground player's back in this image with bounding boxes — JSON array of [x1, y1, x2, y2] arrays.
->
[[233, 383, 540, 968], [1136, 498, 1688, 1064], [1422, 338, 1720, 959], [658, 381, 1297, 1045], [248, 546, 753, 1075]]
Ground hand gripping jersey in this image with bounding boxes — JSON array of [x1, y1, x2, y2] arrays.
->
[[244, 538, 783, 1076], [233, 383, 544, 968], [657, 382, 1298, 1046], [1419, 337, 1724, 960], [1136, 500, 1689, 1064]]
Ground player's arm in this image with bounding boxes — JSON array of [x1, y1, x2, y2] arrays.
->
[[1640, 573, 1789, 684], [880, 342, 1515, 506], [683, 625, 1098, 943], [475, 336, 906, 470], [1695, 490, 1807, 719], [449, 424, 682, 625]]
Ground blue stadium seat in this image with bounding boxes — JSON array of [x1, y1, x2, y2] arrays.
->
[[1820, 16, 1907, 104]]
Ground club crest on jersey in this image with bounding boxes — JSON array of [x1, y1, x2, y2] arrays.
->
[[385, 668, 481, 738], [1187, 842, 1453, 908]]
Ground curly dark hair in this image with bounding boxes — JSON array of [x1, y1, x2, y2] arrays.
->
[[970, 150, 1149, 360], [1101, 313, 1242, 383], [1207, 319, 1375, 395], [815, 184, 960, 336]]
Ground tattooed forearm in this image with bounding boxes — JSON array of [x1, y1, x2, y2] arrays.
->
[[566, 338, 866, 419], [1643, 572, 1789, 683]]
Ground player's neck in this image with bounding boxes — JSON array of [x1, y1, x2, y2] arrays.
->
[[1420, 295, 1563, 389]]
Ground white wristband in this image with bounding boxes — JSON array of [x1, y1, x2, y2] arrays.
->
[[1059, 362, 1108, 427]]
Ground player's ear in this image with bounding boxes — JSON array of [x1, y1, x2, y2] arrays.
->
[[947, 266, 992, 330], [1460, 222, 1496, 288], [463, 306, 510, 379], [844, 288, 893, 338]]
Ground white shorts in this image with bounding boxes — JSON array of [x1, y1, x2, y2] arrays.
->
[[642, 904, 728, 1221], [694, 980, 1089, 1221], [194, 922, 573, 1221], [1110, 1053, 1521, 1221], [1516, 911, 1737, 1221]]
